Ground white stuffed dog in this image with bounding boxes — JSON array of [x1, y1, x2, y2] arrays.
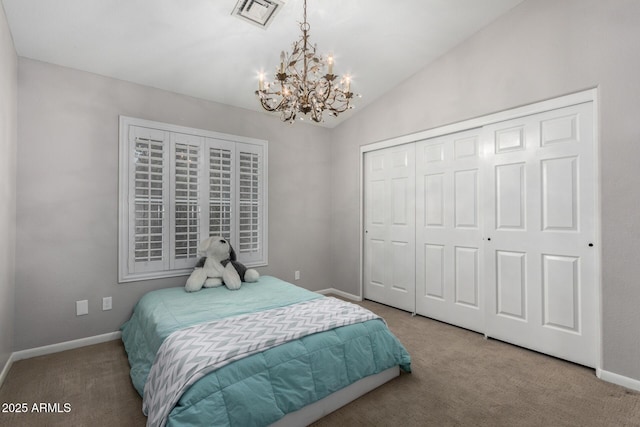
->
[[185, 236, 259, 292]]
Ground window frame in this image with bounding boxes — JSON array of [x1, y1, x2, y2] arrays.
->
[[118, 116, 268, 283]]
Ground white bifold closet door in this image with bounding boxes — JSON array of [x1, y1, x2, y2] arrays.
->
[[363, 143, 416, 312], [482, 102, 597, 367]]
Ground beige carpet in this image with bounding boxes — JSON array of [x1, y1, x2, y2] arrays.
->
[[1, 299, 639, 427]]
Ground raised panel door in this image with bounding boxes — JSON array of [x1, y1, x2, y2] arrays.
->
[[484, 102, 597, 367], [363, 144, 416, 312], [415, 129, 485, 332]]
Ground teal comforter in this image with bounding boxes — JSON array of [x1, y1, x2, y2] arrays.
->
[[121, 276, 411, 426]]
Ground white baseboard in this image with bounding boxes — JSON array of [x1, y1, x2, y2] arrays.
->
[[597, 368, 640, 392], [11, 331, 122, 362], [0, 353, 14, 389], [0, 332, 121, 389], [316, 288, 362, 301]]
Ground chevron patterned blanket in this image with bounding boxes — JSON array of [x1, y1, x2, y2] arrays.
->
[[142, 297, 381, 427]]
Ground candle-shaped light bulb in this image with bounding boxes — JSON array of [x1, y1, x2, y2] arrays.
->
[[280, 51, 285, 73], [327, 55, 334, 75], [344, 75, 351, 93], [258, 73, 264, 91]]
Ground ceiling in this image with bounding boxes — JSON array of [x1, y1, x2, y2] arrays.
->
[[2, 0, 524, 127]]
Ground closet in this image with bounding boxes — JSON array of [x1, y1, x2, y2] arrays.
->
[[363, 96, 598, 368]]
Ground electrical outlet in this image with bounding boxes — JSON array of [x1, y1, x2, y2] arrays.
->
[[102, 296, 112, 311], [295, 270, 300, 280], [76, 300, 88, 316]]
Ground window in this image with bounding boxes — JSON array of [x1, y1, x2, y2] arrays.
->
[[118, 117, 268, 282]]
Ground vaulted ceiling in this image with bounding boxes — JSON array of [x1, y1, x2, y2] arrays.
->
[[2, 0, 524, 127]]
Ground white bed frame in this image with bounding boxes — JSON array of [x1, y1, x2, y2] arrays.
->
[[270, 366, 400, 426]]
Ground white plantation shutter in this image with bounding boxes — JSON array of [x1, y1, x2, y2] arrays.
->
[[171, 133, 203, 269], [206, 139, 235, 241], [236, 143, 264, 264], [119, 117, 267, 282], [128, 126, 169, 274]]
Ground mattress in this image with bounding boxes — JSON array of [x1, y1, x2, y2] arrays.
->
[[121, 275, 411, 426]]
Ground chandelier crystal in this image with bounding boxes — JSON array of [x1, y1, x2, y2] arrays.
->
[[255, 0, 359, 123]]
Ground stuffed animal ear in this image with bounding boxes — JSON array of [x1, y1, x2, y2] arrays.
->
[[198, 236, 214, 255], [228, 242, 237, 261]]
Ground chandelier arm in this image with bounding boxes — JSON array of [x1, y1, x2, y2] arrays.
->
[[258, 90, 289, 112], [319, 79, 332, 104], [327, 95, 351, 113], [258, 97, 280, 113], [325, 90, 351, 114]]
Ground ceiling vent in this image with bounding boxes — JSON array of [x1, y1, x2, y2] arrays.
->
[[232, 0, 285, 29]]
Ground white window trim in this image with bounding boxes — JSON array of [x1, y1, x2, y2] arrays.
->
[[118, 116, 268, 283]]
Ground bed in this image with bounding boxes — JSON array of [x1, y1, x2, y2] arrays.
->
[[121, 275, 411, 427]]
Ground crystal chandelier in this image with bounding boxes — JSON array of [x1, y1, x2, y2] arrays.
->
[[255, 0, 359, 123]]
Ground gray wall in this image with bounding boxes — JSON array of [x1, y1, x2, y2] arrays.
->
[[0, 3, 17, 370], [15, 58, 332, 350], [330, 0, 640, 381]]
